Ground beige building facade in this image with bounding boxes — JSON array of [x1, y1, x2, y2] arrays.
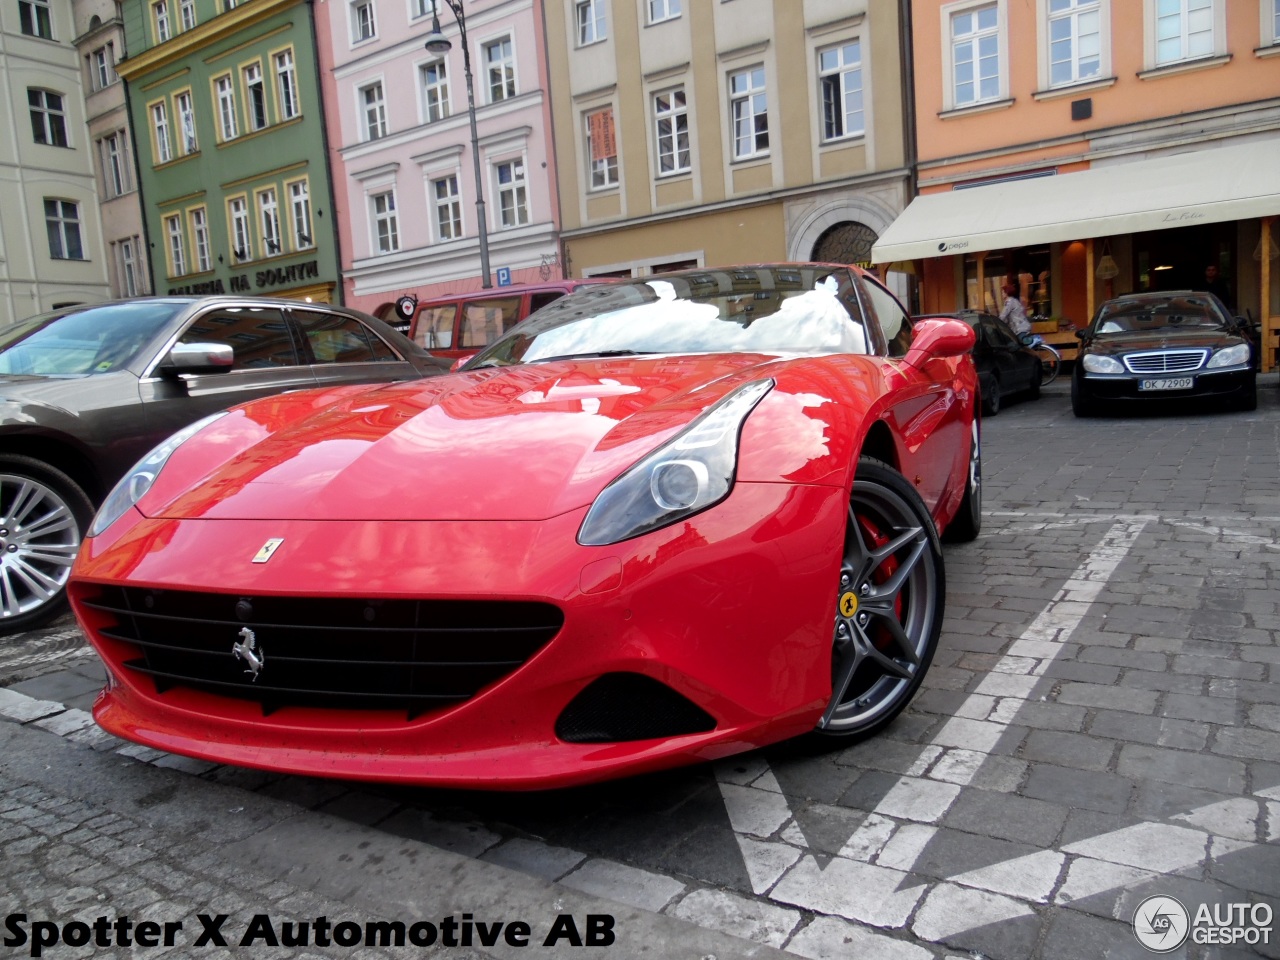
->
[[73, 0, 149, 298], [1, 0, 111, 325], [546, 0, 912, 289]]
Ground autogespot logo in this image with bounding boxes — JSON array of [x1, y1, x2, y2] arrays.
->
[[1133, 895, 1190, 952]]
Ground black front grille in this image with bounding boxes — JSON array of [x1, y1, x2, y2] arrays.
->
[[556, 673, 716, 743], [83, 586, 563, 717]]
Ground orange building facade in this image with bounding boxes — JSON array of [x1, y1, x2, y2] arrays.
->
[[875, 0, 1280, 368]]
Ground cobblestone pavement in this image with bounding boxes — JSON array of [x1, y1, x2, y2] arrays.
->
[[2, 375, 1279, 959]]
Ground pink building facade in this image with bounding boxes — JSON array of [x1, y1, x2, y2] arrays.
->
[[316, 0, 563, 317]]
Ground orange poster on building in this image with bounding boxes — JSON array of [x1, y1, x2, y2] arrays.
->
[[589, 109, 616, 162]]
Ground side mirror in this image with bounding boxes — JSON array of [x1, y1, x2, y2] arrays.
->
[[161, 341, 234, 376], [903, 319, 975, 369], [1075, 329, 1089, 341]]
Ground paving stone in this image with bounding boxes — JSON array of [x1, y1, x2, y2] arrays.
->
[[1213, 728, 1280, 763], [892, 825, 1065, 903], [1132, 781, 1264, 843], [1021, 729, 1117, 772], [1163, 693, 1244, 725], [1055, 682, 1159, 714], [1022, 764, 1134, 814], [1118, 669, 1208, 695], [839, 773, 961, 825], [770, 854, 925, 928], [1062, 820, 1210, 874], [558, 858, 687, 912], [786, 915, 934, 960], [830, 739, 942, 776], [667, 888, 800, 949], [1041, 904, 1170, 960], [911, 883, 1041, 959], [479, 837, 586, 882], [926, 750, 1028, 793], [941, 788, 1068, 847], [0, 688, 64, 723], [1174, 655, 1267, 680], [1089, 711, 1212, 750], [377, 810, 502, 859], [1117, 743, 1247, 793]]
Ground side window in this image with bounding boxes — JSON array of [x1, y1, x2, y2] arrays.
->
[[985, 319, 1019, 349], [860, 276, 913, 358], [294, 310, 397, 363], [459, 296, 521, 349], [529, 291, 566, 314], [415, 305, 457, 349], [179, 308, 297, 368]]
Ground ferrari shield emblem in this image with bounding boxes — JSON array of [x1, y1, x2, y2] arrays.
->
[[252, 538, 284, 563], [839, 592, 859, 617]]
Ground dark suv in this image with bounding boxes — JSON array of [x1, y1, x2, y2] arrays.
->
[[0, 296, 446, 633]]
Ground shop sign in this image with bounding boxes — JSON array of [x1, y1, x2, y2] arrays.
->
[[226, 260, 321, 293]]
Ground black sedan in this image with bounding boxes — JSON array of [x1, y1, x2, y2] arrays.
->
[[1071, 291, 1256, 417], [920, 311, 1042, 415], [0, 297, 447, 633]]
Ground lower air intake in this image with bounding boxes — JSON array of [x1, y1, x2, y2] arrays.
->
[[555, 673, 716, 743]]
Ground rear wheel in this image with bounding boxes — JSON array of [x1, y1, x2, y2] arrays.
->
[[0, 455, 93, 636], [943, 418, 981, 544], [816, 458, 944, 740], [981, 379, 1001, 416], [1026, 363, 1041, 400]]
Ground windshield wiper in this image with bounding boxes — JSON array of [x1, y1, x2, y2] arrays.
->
[[530, 349, 655, 363]]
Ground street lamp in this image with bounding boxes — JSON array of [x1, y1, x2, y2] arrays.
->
[[424, 0, 492, 289]]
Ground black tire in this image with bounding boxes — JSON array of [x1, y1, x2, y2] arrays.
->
[[815, 457, 944, 740], [0, 455, 94, 636], [982, 380, 1001, 416], [1026, 363, 1041, 400], [943, 418, 981, 544], [1234, 374, 1257, 411], [1071, 375, 1098, 417]]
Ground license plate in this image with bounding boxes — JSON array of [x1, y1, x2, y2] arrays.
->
[[1139, 377, 1194, 391]]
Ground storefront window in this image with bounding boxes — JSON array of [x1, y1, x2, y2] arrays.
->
[[963, 248, 1051, 316]]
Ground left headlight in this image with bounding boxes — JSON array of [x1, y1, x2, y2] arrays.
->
[[1206, 343, 1251, 369], [578, 379, 774, 546], [88, 411, 228, 538]]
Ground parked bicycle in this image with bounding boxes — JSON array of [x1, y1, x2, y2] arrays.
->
[[1020, 332, 1061, 385]]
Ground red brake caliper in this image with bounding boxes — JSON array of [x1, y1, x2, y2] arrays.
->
[[856, 514, 904, 652]]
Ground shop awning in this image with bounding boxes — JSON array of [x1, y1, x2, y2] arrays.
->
[[871, 139, 1280, 263]]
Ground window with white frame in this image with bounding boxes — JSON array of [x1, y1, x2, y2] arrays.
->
[[361, 82, 387, 140], [649, 0, 680, 23], [229, 196, 252, 260], [729, 66, 768, 159], [653, 88, 690, 175], [275, 49, 299, 120], [215, 74, 238, 140], [190, 207, 211, 272], [421, 60, 450, 122], [352, 0, 375, 42], [1155, 0, 1213, 64], [152, 100, 172, 163], [818, 41, 864, 141], [1048, 0, 1102, 84], [176, 91, 197, 154], [495, 159, 528, 228], [28, 89, 68, 147], [484, 36, 515, 102], [100, 133, 129, 196], [371, 191, 399, 254], [165, 213, 186, 275], [244, 62, 268, 130], [45, 200, 84, 260], [289, 180, 313, 248], [950, 3, 1002, 106], [412, 0, 437, 18], [93, 47, 115, 90], [18, 0, 53, 38], [154, 0, 170, 41], [432, 175, 462, 240], [259, 188, 281, 254], [577, 0, 606, 44], [179, 0, 194, 30], [119, 238, 139, 296], [585, 107, 618, 188], [1273, 0, 1280, 43]]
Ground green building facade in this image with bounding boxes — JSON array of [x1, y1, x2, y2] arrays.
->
[[118, 0, 339, 302]]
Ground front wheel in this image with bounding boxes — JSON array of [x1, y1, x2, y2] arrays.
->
[[816, 457, 944, 740], [0, 455, 94, 636], [1071, 375, 1098, 418]]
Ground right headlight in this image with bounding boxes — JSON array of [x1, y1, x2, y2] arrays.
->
[[1206, 343, 1251, 369], [89, 412, 228, 537], [1082, 354, 1124, 374], [577, 379, 773, 546]]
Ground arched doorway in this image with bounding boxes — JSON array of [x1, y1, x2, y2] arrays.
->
[[811, 221, 878, 267]]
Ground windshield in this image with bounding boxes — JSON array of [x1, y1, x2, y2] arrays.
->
[[1093, 295, 1229, 335], [0, 302, 184, 376], [468, 266, 868, 368]]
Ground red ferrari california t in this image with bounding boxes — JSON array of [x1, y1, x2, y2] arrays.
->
[[70, 264, 980, 789]]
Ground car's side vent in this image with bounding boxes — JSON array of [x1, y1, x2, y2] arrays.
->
[[555, 673, 716, 743]]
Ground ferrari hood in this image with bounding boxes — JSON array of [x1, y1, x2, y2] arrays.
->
[[148, 355, 784, 522]]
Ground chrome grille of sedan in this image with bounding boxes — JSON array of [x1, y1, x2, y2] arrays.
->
[[1122, 350, 1207, 374]]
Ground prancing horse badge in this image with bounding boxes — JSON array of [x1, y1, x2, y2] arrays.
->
[[252, 538, 284, 563]]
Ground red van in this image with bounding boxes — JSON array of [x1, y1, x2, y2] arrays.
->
[[406, 280, 606, 360]]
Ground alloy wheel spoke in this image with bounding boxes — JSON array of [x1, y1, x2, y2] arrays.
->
[[0, 568, 19, 618], [19, 544, 79, 568], [21, 503, 75, 539], [865, 612, 920, 669], [822, 634, 862, 726], [5, 480, 44, 529], [8, 557, 61, 599], [867, 531, 927, 601]]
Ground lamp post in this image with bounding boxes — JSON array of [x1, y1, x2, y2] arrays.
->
[[424, 0, 492, 288]]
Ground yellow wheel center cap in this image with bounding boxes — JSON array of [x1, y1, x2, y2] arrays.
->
[[839, 591, 859, 617]]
